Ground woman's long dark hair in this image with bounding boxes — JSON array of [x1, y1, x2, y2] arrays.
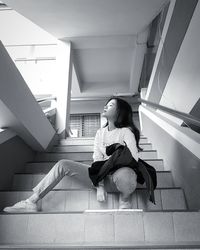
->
[[104, 97, 143, 151]]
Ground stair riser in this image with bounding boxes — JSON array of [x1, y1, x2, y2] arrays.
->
[[34, 151, 157, 162], [12, 172, 174, 191], [0, 248, 197, 250], [0, 189, 186, 212], [60, 137, 149, 145], [0, 212, 199, 245], [51, 143, 153, 152], [24, 159, 164, 173]]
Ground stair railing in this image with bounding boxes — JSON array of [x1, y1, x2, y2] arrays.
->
[[36, 96, 57, 129], [138, 98, 200, 128]]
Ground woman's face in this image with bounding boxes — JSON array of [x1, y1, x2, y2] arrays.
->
[[102, 99, 118, 120]]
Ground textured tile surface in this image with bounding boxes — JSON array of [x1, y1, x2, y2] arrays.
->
[[84, 213, 114, 242], [65, 190, 89, 211], [54, 214, 84, 243], [161, 189, 186, 210], [157, 172, 174, 188], [42, 190, 65, 211], [114, 211, 144, 242], [12, 175, 33, 190], [173, 212, 200, 241], [0, 214, 29, 244], [0, 191, 19, 211], [139, 150, 157, 159], [27, 214, 56, 243], [143, 212, 175, 242], [137, 189, 162, 211], [146, 160, 164, 171], [1, 212, 200, 245], [130, 192, 138, 209], [89, 190, 113, 210]]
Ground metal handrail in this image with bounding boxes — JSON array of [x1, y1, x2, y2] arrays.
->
[[138, 98, 200, 127], [36, 96, 57, 103]]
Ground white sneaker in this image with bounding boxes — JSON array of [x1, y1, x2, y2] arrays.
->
[[119, 194, 132, 209], [3, 200, 38, 213]]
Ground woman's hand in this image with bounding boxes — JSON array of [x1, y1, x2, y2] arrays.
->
[[96, 185, 107, 202]]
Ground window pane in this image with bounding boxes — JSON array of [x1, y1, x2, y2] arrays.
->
[[83, 114, 100, 137], [70, 113, 100, 137]]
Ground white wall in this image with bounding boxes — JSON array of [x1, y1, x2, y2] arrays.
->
[[0, 41, 55, 151], [0, 10, 56, 45], [159, 1, 200, 118], [140, 105, 200, 209], [6, 44, 58, 95], [55, 41, 72, 137]]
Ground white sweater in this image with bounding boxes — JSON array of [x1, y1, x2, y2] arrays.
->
[[93, 126, 139, 162]]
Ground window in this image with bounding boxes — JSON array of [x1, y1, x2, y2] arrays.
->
[[70, 113, 100, 137]]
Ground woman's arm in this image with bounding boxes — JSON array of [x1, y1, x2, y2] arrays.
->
[[93, 129, 107, 202], [123, 128, 139, 161], [93, 129, 104, 162]]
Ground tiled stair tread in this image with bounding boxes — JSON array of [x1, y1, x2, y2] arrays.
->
[[63, 135, 147, 140], [36, 149, 157, 160], [12, 171, 174, 190], [59, 137, 149, 145], [38, 150, 157, 154], [24, 159, 164, 172], [51, 145, 153, 152], [0, 188, 187, 212], [65, 135, 146, 138], [34, 151, 158, 162], [0, 246, 199, 250], [13, 171, 174, 188], [17, 170, 172, 174], [57, 142, 151, 146], [0, 212, 200, 245], [61, 135, 147, 142], [52, 142, 153, 148], [0, 243, 200, 250], [0, 137, 195, 248], [30, 158, 164, 162]]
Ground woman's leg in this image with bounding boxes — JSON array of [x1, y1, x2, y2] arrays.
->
[[32, 159, 92, 200], [4, 159, 93, 213], [109, 167, 137, 209]]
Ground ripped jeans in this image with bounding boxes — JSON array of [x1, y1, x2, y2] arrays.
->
[[33, 159, 137, 200]]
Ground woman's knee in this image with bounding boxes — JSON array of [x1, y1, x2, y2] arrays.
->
[[56, 159, 72, 174], [112, 167, 137, 194]]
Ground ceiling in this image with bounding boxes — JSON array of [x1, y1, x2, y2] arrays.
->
[[4, 0, 168, 98]]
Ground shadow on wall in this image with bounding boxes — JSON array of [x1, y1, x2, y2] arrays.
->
[[0, 135, 35, 190]]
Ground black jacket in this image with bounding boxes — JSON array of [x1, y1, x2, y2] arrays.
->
[[88, 143, 157, 204]]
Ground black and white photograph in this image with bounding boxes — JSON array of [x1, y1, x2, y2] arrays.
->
[[0, 0, 200, 249]]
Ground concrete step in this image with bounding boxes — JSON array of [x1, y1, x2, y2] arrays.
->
[[60, 137, 149, 145], [50, 143, 153, 152], [0, 188, 187, 212], [34, 150, 158, 162], [12, 171, 174, 191], [23, 159, 165, 173], [0, 211, 200, 246], [0, 247, 198, 250]]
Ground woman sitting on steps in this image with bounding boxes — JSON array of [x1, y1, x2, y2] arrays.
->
[[4, 97, 141, 212]]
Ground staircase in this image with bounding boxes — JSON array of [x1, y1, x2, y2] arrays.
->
[[0, 135, 200, 249]]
